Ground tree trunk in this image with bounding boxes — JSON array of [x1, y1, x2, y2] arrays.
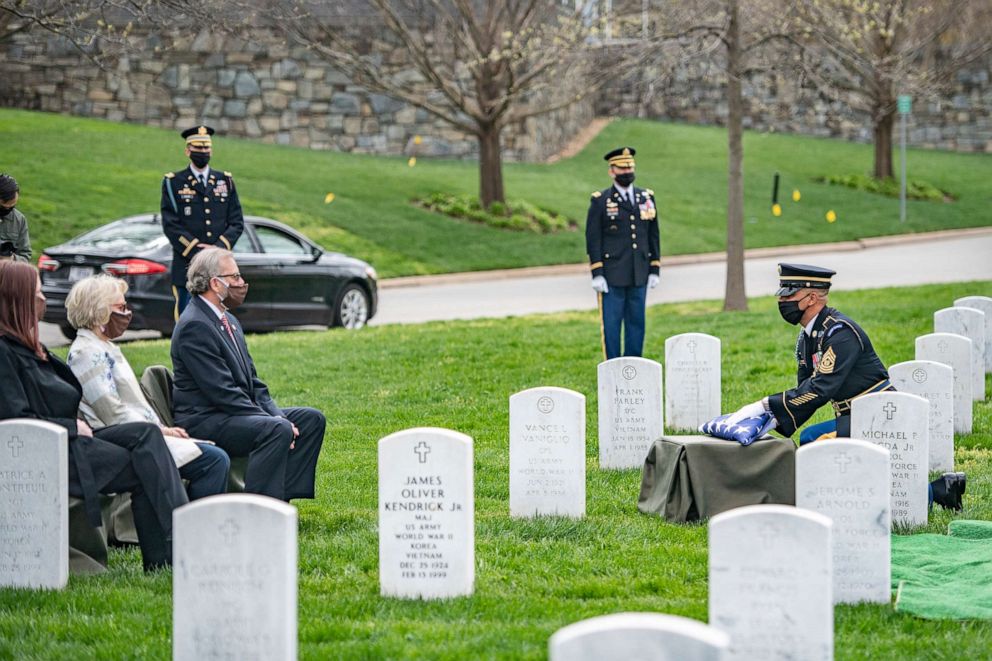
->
[[873, 109, 895, 179], [723, 0, 747, 312], [477, 122, 505, 209]]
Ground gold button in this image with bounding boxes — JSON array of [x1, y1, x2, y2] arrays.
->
[[605, 253, 610, 258], [633, 243, 638, 249], [630, 224, 635, 229], [203, 197, 209, 202], [630, 215, 635, 220], [206, 231, 212, 237], [205, 209, 211, 214], [205, 220, 211, 225], [631, 233, 636, 239]]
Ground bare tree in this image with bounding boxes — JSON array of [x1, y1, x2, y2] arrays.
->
[[793, 0, 992, 179]]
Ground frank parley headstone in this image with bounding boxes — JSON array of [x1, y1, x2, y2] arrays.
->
[[598, 358, 663, 469]]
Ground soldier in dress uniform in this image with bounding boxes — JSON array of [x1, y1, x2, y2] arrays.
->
[[726, 262, 966, 509], [161, 125, 244, 318], [586, 147, 660, 360]]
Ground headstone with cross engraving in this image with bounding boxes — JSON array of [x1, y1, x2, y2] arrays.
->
[[597, 358, 663, 469], [796, 439, 890, 604], [664, 333, 721, 432], [548, 612, 729, 661], [509, 387, 586, 518], [0, 420, 68, 590], [379, 427, 474, 599], [934, 306, 986, 401], [173, 494, 298, 661], [850, 391, 929, 527], [955, 296, 992, 373], [889, 360, 954, 472], [709, 505, 833, 661], [916, 332, 973, 434]]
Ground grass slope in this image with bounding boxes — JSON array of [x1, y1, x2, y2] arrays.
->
[[2, 109, 990, 277], [1, 281, 991, 660]]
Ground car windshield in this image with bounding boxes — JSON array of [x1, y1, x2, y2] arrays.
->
[[69, 220, 168, 251]]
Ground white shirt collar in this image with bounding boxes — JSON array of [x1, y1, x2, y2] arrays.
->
[[614, 183, 634, 198], [190, 163, 211, 181], [803, 316, 817, 337], [198, 295, 226, 320]]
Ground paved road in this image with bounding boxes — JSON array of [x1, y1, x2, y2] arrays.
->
[[39, 228, 992, 345]]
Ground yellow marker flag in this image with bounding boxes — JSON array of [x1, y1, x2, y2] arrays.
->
[[772, 203, 782, 217], [408, 157, 417, 167], [792, 189, 801, 202], [826, 210, 837, 223], [413, 135, 423, 145], [324, 193, 335, 204]]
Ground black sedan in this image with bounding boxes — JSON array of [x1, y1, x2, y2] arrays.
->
[[40, 214, 378, 337]]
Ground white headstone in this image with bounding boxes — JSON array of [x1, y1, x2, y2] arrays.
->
[[597, 357, 663, 469], [796, 440, 891, 604], [664, 333, 721, 432], [916, 333, 973, 434], [955, 296, 992, 373], [549, 612, 729, 661], [509, 387, 586, 518], [934, 306, 986, 400], [709, 505, 833, 661], [379, 427, 474, 599], [850, 392, 929, 527], [0, 420, 68, 590], [173, 494, 298, 661], [889, 360, 954, 472]]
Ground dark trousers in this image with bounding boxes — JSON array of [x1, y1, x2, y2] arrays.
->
[[172, 284, 191, 320], [91, 423, 188, 571], [187, 407, 325, 501], [600, 284, 647, 360], [179, 442, 231, 500]]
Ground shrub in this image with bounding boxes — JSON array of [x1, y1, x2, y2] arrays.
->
[[815, 174, 952, 202], [415, 193, 579, 234]]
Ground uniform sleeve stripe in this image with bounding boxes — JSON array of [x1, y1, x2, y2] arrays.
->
[[589, 262, 603, 270]]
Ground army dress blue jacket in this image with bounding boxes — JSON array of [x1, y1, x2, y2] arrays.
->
[[585, 185, 661, 288], [160, 166, 244, 286]]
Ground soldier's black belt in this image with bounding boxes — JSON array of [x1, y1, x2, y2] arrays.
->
[[831, 379, 893, 416]]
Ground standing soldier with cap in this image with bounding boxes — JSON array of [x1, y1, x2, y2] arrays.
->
[[161, 125, 244, 317], [586, 146, 661, 360], [725, 262, 966, 509]]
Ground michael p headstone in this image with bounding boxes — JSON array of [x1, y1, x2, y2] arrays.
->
[[934, 306, 985, 400], [889, 360, 954, 472], [955, 295, 992, 373], [509, 387, 586, 518], [173, 494, 298, 661], [379, 427, 474, 599], [850, 392, 929, 527], [549, 612, 729, 661], [709, 505, 833, 661], [598, 358, 663, 469], [796, 439, 891, 604], [0, 420, 68, 590], [916, 333, 972, 434], [664, 333, 721, 432]]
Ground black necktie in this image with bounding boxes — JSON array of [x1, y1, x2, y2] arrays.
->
[[198, 174, 206, 188]]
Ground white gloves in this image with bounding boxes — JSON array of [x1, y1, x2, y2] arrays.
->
[[726, 400, 766, 425], [648, 274, 660, 289], [591, 276, 609, 294]]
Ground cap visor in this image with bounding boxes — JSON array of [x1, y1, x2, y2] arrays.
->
[[776, 285, 802, 296]]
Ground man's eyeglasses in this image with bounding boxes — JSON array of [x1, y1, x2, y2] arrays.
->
[[216, 272, 243, 282]]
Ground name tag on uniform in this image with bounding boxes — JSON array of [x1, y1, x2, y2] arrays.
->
[[184, 207, 192, 216]]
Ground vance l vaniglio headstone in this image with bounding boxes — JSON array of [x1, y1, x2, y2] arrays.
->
[[379, 427, 474, 599], [889, 360, 954, 472], [916, 332, 972, 434], [709, 505, 833, 661], [664, 333, 721, 433], [934, 306, 986, 401], [509, 387, 586, 518], [850, 391, 929, 527], [173, 494, 298, 661], [549, 612, 729, 661], [598, 357, 663, 469], [954, 295, 992, 373], [797, 439, 891, 604], [0, 420, 68, 590]]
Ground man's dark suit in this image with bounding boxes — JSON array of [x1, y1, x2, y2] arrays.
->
[[171, 297, 324, 500]]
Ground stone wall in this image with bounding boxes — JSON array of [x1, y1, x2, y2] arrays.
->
[[0, 28, 595, 162]]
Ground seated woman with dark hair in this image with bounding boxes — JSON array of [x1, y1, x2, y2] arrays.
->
[[0, 261, 187, 571], [65, 274, 229, 500]]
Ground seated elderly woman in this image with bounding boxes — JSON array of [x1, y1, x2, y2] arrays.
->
[[0, 261, 186, 571], [65, 274, 229, 500]]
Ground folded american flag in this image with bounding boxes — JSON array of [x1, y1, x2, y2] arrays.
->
[[698, 413, 777, 446]]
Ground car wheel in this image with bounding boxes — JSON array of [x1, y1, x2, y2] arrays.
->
[[59, 323, 78, 341], [334, 283, 369, 329]]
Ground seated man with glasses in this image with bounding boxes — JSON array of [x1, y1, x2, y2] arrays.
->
[[170, 248, 325, 501]]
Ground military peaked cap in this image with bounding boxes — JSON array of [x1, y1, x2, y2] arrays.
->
[[604, 147, 636, 168], [181, 125, 214, 147], [776, 263, 836, 296]]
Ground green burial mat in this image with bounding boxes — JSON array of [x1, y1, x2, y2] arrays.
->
[[892, 521, 992, 620]]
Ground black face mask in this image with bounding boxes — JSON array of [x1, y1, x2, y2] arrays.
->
[[614, 172, 635, 187], [0, 205, 15, 218], [190, 152, 211, 169], [778, 299, 805, 325]]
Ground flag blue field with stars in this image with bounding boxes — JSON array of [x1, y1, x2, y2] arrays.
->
[[699, 413, 777, 446]]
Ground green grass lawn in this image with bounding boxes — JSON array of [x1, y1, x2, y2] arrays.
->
[[2, 109, 990, 278], [1, 281, 991, 660]]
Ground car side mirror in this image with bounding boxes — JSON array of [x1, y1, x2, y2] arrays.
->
[[308, 246, 323, 263]]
